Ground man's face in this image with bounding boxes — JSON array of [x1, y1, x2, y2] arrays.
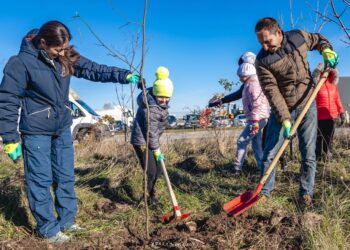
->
[[256, 29, 283, 53]]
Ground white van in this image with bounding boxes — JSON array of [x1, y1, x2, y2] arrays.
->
[[68, 91, 110, 142]]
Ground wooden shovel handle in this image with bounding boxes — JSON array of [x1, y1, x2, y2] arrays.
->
[[259, 69, 330, 186], [159, 160, 182, 217]]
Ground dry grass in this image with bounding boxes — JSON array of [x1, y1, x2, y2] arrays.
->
[[0, 128, 349, 249]]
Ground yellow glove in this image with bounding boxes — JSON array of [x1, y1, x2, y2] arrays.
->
[[153, 149, 165, 162], [282, 120, 291, 139], [322, 48, 339, 68], [4, 143, 22, 161]]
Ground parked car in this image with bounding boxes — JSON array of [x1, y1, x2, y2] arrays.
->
[[167, 115, 177, 129], [212, 116, 231, 128], [184, 114, 200, 129], [176, 118, 186, 128], [233, 114, 247, 127]]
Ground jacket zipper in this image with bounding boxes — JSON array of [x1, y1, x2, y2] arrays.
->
[[28, 107, 51, 118]]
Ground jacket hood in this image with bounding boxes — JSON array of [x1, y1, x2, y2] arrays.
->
[[312, 63, 339, 85], [19, 29, 40, 56], [137, 87, 169, 109]]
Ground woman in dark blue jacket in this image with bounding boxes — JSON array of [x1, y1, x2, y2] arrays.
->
[[0, 21, 140, 243]]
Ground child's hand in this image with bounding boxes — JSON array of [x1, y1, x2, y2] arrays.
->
[[153, 149, 165, 162], [250, 122, 259, 135]]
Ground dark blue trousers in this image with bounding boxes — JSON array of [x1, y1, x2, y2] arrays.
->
[[22, 128, 77, 238]]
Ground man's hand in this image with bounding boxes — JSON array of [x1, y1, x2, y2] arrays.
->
[[153, 149, 165, 162], [126, 74, 141, 84], [322, 48, 339, 69], [250, 121, 259, 136], [282, 120, 291, 139], [4, 143, 22, 162]]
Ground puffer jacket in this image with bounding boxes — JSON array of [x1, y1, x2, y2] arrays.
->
[[242, 75, 270, 121], [131, 88, 169, 150], [0, 29, 130, 143], [315, 71, 344, 120], [256, 30, 332, 123]]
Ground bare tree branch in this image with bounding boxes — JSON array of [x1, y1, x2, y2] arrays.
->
[[330, 0, 350, 39], [290, 0, 295, 29]]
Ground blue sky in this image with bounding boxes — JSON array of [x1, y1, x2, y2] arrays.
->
[[1, 0, 349, 117]]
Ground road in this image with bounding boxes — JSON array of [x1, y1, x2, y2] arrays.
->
[[113, 128, 243, 143], [112, 126, 350, 144]]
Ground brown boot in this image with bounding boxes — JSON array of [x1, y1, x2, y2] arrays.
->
[[299, 195, 312, 208]]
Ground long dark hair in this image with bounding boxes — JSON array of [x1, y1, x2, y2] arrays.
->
[[37, 20, 80, 76]]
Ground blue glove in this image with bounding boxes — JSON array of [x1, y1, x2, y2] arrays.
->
[[4, 143, 22, 162], [153, 149, 165, 162], [322, 48, 339, 69], [282, 120, 291, 139], [126, 74, 140, 84]]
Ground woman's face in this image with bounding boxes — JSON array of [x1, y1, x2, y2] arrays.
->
[[40, 39, 69, 59], [155, 96, 170, 106]]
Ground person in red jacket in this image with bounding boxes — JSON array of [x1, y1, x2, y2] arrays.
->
[[313, 63, 345, 160]]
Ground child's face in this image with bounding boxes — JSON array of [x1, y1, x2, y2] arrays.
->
[[240, 76, 249, 83], [155, 96, 170, 105]]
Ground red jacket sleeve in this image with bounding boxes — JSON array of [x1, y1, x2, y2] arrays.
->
[[335, 86, 344, 115]]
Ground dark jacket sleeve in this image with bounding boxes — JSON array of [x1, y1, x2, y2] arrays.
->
[[256, 59, 291, 122], [73, 56, 131, 84], [221, 84, 244, 104], [0, 56, 28, 143], [140, 106, 163, 150]]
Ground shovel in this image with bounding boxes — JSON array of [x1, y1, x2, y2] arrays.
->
[[159, 159, 190, 223], [223, 69, 330, 217]]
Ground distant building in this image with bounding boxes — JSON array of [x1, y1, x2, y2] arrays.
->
[[338, 77, 350, 114], [95, 106, 134, 127]]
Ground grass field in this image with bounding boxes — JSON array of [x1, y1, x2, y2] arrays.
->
[[0, 129, 349, 249]]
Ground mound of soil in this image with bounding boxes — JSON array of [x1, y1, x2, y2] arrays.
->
[[1, 210, 309, 249]]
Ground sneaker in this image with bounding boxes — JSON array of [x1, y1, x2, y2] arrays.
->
[[47, 231, 71, 244], [149, 196, 158, 207], [63, 224, 85, 233]]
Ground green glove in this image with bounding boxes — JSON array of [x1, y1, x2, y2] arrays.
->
[[322, 48, 339, 69], [126, 74, 140, 84], [4, 143, 22, 161], [282, 120, 291, 139], [153, 149, 165, 162]]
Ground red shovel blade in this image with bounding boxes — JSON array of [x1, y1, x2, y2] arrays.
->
[[223, 183, 263, 216], [223, 191, 255, 213], [227, 193, 260, 217], [161, 213, 191, 224]]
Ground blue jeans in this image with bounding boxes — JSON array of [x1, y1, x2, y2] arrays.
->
[[233, 119, 268, 171], [22, 128, 77, 238], [261, 102, 317, 197]]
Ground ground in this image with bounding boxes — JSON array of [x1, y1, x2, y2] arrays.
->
[[0, 128, 350, 249]]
